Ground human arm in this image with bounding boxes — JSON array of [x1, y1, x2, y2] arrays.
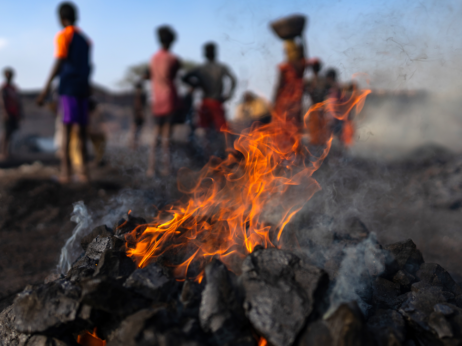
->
[[36, 59, 63, 106], [222, 67, 236, 102]]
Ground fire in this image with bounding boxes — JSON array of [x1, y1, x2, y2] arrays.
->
[[76, 328, 106, 346], [125, 85, 370, 280], [258, 337, 268, 346]]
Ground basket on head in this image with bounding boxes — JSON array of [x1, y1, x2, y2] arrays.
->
[[270, 14, 307, 40]]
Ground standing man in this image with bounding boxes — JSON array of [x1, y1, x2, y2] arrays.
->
[[146, 26, 181, 177], [0, 67, 22, 160], [37, 2, 92, 183], [182, 42, 236, 152]]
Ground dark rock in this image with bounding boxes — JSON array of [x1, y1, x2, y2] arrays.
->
[[0, 305, 31, 346], [384, 239, 424, 275], [123, 262, 177, 301], [181, 280, 204, 310], [297, 302, 366, 346], [80, 277, 149, 317], [23, 335, 69, 346], [393, 270, 416, 293], [366, 309, 406, 346], [94, 250, 137, 279], [11, 280, 81, 334], [199, 259, 254, 345], [85, 236, 112, 261], [428, 312, 453, 339], [107, 308, 202, 346], [372, 277, 401, 309], [66, 255, 97, 283], [81, 225, 114, 251], [416, 263, 462, 296], [241, 248, 328, 346], [434, 303, 455, 316]]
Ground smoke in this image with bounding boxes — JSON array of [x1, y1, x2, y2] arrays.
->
[[57, 201, 93, 275], [325, 233, 387, 317]]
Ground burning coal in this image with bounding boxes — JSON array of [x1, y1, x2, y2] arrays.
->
[[125, 86, 370, 281]]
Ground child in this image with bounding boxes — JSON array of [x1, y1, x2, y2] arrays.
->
[[146, 26, 181, 177], [1, 67, 22, 160], [36, 2, 91, 183]]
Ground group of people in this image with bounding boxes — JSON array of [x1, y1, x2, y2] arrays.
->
[[1, 1, 357, 182]]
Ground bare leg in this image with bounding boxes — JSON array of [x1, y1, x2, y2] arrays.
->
[[76, 124, 90, 182], [61, 124, 72, 183], [147, 125, 160, 177], [159, 123, 171, 176], [0, 130, 10, 159]]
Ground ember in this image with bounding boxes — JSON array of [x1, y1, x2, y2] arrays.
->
[[77, 328, 106, 346]]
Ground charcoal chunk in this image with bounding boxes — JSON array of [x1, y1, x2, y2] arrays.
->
[[107, 308, 203, 346], [366, 309, 406, 346], [416, 263, 462, 296], [393, 270, 416, 293], [0, 305, 31, 346], [241, 248, 328, 346], [372, 277, 401, 309], [298, 302, 366, 346], [24, 335, 69, 346], [199, 259, 253, 345], [81, 225, 114, 251], [80, 277, 149, 317], [384, 239, 424, 275], [85, 236, 112, 261], [123, 262, 176, 301], [11, 280, 81, 334], [428, 311, 453, 339], [94, 250, 137, 279]]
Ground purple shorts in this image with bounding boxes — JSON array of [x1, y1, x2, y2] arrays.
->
[[60, 95, 88, 125]]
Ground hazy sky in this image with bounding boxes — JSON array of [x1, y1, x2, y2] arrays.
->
[[1, 0, 461, 99]]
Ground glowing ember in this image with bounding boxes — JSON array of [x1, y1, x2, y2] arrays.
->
[[76, 328, 106, 346], [125, 86, 370, 280], [258, 336, 268, 346]]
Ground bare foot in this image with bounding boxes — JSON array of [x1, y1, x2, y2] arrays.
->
[[159, 168, 170, 177]]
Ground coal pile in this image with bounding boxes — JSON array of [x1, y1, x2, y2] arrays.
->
[[2, 215, 462, 346]]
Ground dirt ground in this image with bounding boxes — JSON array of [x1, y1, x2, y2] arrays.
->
[[0, 142, 461, 313]]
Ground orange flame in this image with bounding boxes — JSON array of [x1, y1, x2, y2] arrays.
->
[[258, 337, 268, 346], [125, 87, 370, 280], [76, 328, 106, 346]]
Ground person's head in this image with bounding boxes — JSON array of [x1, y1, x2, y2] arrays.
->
[[3, 67, 14, 83], [309, 58, 322, 74], [157, 26, 176, 50], [135, 82, 143, 90], [204, 42, 216, 62], [326, 68, 337, 84], [243, 91, 256, 103], [284, 39, 303, 62], [58, 2, 77, 27]]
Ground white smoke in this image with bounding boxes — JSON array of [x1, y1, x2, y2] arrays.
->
[[326, 233, 386, 317], [57, 201, 92, 275]]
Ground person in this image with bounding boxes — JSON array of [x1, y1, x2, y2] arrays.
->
[[0, 67, 22, 160], [182, 42, 236, 151], [130, 82, 146, 150], [145, 25, 181, 177], [234, 91, 272, 127], [305, 58, 327, 105], [273, 39, 310, 126], [36, 2, 92, 183], [87, 98, 106, 166]]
